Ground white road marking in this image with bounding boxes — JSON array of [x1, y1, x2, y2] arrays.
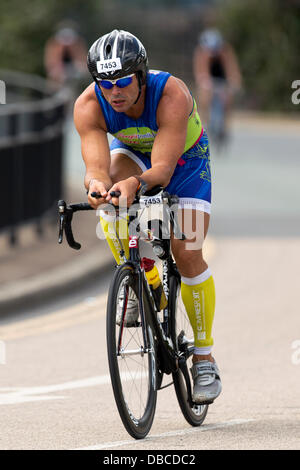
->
[[0, 395, 67, 405], [0, 375, 109, 405], [75, 419, 255, 450], [0, 372, 147, 406]]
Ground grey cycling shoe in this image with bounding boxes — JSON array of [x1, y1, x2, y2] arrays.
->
[[116, 289, 139, 327], [190, 360, 222, 404]]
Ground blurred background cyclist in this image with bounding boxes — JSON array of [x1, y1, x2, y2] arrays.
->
[[193, 28, 242, 143], [44, 21, 89, 94]]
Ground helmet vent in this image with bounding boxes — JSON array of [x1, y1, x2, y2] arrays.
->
[[105, 44, 112, 55]]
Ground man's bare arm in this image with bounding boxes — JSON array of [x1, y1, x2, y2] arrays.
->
[[73, 87, 112, 191], [138, 76, 192, 189]]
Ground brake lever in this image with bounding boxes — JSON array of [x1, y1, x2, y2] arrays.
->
[[58, 200, 66, 245], [58, 214, 64, 244], [58, 199, 80, 250], [58, 200, 92, 250]]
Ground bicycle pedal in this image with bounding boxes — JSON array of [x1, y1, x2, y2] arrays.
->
[[193, 399, 213, 406]]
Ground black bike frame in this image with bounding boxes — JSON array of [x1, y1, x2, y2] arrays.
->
[[116, 232, 180, 376]]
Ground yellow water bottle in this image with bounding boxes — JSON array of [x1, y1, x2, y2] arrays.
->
[[142, 257, 167, 311]]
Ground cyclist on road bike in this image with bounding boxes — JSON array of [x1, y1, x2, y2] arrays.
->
[[74, 29, 221, 405], [193, 28, 242, 132]]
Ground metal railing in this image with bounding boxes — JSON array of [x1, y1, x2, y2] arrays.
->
[[0, 70, 71, 245]]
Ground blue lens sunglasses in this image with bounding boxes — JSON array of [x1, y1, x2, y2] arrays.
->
[[98, 73, 135, 90]]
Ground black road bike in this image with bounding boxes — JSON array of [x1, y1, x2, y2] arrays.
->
[[58, 185, 209, 439]]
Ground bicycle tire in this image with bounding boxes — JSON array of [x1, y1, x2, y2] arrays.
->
[[106, 264, 157, 439], [169, 275, 209, 426]]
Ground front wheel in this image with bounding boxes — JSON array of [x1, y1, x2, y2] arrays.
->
[[169, 275, 209, 426], [106, 264, 157, 439]]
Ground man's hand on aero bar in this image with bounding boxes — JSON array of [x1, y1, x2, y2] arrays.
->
[[105, 176, 140, 207], [87, 179, 112, 209]]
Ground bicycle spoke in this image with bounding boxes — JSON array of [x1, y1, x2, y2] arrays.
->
[[114, 279, 154, 422], [118, 356, 148, 418]]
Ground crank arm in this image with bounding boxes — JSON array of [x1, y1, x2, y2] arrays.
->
[[178, 356, 194, 407]]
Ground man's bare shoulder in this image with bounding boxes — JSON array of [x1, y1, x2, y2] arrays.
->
[[74, 83, 107, 132], [157, 75, 192, 124]]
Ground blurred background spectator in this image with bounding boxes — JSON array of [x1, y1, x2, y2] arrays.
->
[[44, 21, 88, 90]]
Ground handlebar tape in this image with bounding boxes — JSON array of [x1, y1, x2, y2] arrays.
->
[[90, 191, 121, 199]]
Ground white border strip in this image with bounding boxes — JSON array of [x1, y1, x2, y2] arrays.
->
[[181, 268, 212, 286], [110, 148, 148, 173], [179, 198, 211, 214], [75, 419, 255, 450]]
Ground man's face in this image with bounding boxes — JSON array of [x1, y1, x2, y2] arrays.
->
[[99, 74, 139, 112]]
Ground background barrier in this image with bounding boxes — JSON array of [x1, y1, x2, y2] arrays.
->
[[0, 70, 71, 245]]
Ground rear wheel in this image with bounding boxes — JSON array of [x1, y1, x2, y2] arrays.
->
[[169, 276, 208, 426], [106, 265, 157, 439]]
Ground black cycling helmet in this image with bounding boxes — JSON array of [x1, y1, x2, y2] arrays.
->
[[87, 29, 148, 85]]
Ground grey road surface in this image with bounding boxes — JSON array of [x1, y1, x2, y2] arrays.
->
[[0, 116, 299, 450]]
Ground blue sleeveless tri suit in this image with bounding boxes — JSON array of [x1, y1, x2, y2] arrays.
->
[[95, 70, 212, 213]]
